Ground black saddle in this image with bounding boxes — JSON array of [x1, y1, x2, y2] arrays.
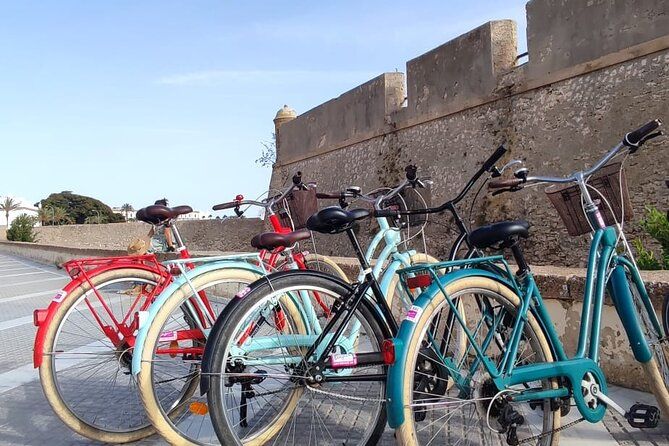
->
[[251, 228, 311, 251], [468, 220, 530, 249], [306, 207, 370, 234], [136, 205, 193, 225]]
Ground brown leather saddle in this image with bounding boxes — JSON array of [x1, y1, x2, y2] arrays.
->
[[250, 228, 311, 251], [136, 205, 193, 225]]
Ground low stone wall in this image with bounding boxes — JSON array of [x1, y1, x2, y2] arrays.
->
[[1, 239, 667, 390], [31, 219, 264, 253]]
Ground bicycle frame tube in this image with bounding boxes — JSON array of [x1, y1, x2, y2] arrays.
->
[[130, 255, 266, 375]]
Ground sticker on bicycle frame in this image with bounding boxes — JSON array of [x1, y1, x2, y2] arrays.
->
[[159, 331, 178, 342], [52, 290, 67, 303], [405, 305, 423, 323], [236, 287, 252, 298], [329, 353, 357, 369]]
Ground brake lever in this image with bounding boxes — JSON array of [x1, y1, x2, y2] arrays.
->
[[234, 206, 244, 217], [491, 186, 523, 197]]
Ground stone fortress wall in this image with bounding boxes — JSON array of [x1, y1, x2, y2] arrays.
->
[[269, 0, 669, 268]]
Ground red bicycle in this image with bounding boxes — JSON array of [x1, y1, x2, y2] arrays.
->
[[33, 174, 345, 444]]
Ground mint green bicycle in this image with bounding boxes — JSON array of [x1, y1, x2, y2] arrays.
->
[[386, 120, 667, 445]]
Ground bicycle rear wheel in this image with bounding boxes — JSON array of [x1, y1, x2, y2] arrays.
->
[[137, 267, 261, 445], [207, 272, 388, 446], [628, 272, 669, 420], [39, 268, 162, 443], [394, 276, 559, 446]]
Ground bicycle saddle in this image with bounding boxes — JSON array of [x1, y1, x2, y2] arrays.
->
[[306, 206, 370, 234], [136, 205, 193, 225], [468, 220, 530, 249], [250, 228, 311, 251]]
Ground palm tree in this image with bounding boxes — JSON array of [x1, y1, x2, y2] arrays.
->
[[51, 206, 71, 225], [0, 197, 21, 226], [120, 203, 134, 221]]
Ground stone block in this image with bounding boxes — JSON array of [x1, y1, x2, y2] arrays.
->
[[276, 73, 406, 165], [405, 20, 517, 118], [527, 0, 669, 78]]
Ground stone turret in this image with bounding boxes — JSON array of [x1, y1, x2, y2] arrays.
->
[[273, 105, 296, 153]]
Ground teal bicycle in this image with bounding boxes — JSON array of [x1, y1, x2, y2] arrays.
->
[[386, 120, 667, 445]]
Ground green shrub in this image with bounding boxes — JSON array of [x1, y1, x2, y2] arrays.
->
[[6, 214, 37, 242], [633, 206, 669, 270]]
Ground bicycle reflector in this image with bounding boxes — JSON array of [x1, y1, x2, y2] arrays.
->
[[406, 273, 432, 289], [189, 401, 209, 416], [33, 308, 48, 327], [382, 339, 396, 365]]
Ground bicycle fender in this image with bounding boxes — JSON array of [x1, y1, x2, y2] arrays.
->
[[33, 262, 165, 368], [608, 264, 653, 363], [131, 260, 265, 376], [386, 267, 517, 429]]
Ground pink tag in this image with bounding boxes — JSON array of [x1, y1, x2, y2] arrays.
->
[[159, 331, 177, 342], [329, 353, 357, 369], [52, 290, 67, 303], [236, 287, 252, 298], [405, 305, 423, 323]]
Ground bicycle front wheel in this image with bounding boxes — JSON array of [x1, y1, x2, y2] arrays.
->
[[39, 268, 162, 443], [137, 267, 261, 445], [395, 276, 559, 446], [207, 272, 388, 446]]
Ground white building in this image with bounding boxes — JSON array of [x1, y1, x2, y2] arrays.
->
[[112, 207, 137, 221], [0, 197, 39, 227]]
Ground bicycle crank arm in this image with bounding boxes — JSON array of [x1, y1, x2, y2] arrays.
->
[[583, 379, 626, 416]]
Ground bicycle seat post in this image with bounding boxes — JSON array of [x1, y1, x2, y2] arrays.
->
[[169, 221, 187, 252]]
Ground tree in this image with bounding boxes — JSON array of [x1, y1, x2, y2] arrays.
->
[[85, 214, 109, 224], [40, 191, 125, 224], [255, 133, 276, 167], [0, 196, 21, 226], [120, 203, 134, 220], [6, 214, 37, 242]]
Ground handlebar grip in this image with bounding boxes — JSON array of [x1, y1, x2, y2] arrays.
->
[[624, 119, 662, 147], [374, 209, 400, 218], [405, 165, 418, 182], [482, 144, 507, 172], [488, 178, 523, 189], [212, 201, 239, 211]]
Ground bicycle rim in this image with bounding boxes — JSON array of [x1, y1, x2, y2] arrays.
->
[[397, 277, 558, 446], [209, 278, 387, 446], [40, 270, 160, 441]]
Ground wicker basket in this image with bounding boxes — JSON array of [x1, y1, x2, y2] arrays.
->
[[277, 187, 319, 230], [545, 162, 633, 236]]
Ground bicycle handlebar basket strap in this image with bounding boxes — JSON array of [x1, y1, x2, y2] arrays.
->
[[278, 186, 319, 230], [545, 162, 633, 236]]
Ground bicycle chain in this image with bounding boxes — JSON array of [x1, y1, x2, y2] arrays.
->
[[304, 384, 386, 403], [516, 417, 584, 445]]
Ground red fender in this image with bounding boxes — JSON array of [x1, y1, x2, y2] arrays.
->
[[33, 257, 169, 368]]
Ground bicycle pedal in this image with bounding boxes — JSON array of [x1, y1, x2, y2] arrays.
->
[[626, 403, 660, 428]]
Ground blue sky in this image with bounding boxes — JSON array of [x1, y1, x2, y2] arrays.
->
[[0, 0, 527, 215]]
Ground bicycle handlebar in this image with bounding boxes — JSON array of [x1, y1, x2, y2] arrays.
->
[[212, 173, 305, 212], [488, 120, 663, 193], [482, 144, 507, 173]]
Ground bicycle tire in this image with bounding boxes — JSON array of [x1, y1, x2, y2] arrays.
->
[[394, 276, 559, 446], [39, 268, 162, 443], [137, 267, 262, 446], [207, 271, 389, 446]]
